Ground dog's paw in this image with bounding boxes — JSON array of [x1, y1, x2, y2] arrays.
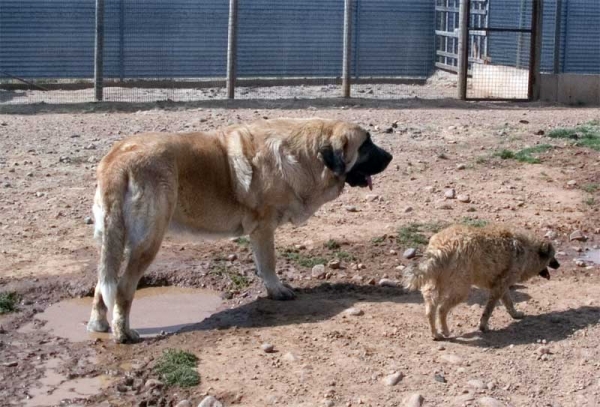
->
[[113, 328, 141, 344], [511, 311, 525, 320], [87, 319, 110, 333], [267, 283, 296, 301], [432, 333, 445, 341]]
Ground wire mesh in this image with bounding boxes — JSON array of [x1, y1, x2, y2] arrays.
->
[[0, 0, 598, 105]]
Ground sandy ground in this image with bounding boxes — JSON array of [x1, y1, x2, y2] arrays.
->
[[0, 98, 600, 407]]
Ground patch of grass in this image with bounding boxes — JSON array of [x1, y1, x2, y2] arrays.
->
[[0, 292, 18, 314], [396, 223, 430, 247], [233, 236, 250, 247], [547, 121, 600, 151], [582, 183, 599, 193], [494, 144, 553, 164], [461, 217, 488, 228], [280, 249, 327, 268], [584, 197, 596, 206], [229, 273, 250, 290], [334, 250, 356, 262], [324, 239, 340, 250], [371, 236, 386, 245], [155, 349, 200, 388]]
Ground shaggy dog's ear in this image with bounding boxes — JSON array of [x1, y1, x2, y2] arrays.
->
[[319, 145, 346, 176], [539, 241, 553, 258]]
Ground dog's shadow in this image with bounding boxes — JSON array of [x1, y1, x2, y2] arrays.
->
[[447, 305, 600, 348], [146, 283, 411, 335]]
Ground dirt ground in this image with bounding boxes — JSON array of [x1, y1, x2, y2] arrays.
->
[[1, 98, 599, 407]]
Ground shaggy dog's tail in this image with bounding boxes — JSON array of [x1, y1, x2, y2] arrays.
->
[[402, 252, 444, 291]]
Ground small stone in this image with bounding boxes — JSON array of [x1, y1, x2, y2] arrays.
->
[[175, 401, 192, 407], [345, 307, 364, 316], [536, 345, 552, 355], [198, 396, 224, 407], [383, 372, 403, 386], [457, 194, 471, 203], [378, 278, 397, 287], [366, 194, 379, 202], [440, 353, 463, 365], [434, 373, 446, 383], [424, 186, 436, 193], [487, 381, 496, 390], [575, 260, 586, 267], [404, 393, 424, 407], [261, 343, 275, 353], [87, 156, 97, 163], [519, 119, 530, 124], [570, 230, 587, 242], [404, 206, 413, 213], [456, 164, 467, 170], [26, 172, 33, 177], [283, 352, 298, 362], [328, 259, 341, 270], [468, 379, 486, 389], [389, 249, 397, 255], [84, 217, 94, 225], [312, 264, 326, 279], [358, 263, 366, 270], [403, 248, 417, 259], [345, 205, 358, 213], [535, 129, 545, 135], [3, 361, 18, 367], [144, 379, 163, 389], [35, 192, 44, 198], [227, 254, 237, 261], [567, 180, 577, 186], [477, 397, 505, 407], [445, 189, 456, 199]]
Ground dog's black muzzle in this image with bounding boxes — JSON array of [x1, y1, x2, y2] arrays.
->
[[345, 138, 393, 189]]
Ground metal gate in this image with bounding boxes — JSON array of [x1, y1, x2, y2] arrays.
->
[[465, 0, 539, 101]]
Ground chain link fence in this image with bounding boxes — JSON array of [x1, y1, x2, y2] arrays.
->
[[0, 0, 598, 105]]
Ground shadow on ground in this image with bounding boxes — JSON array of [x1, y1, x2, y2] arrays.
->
[[448, 306, 600, 348], [159, 283, 414, 334]]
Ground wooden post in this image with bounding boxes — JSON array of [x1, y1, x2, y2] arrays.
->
[[226, 0, 238, 100], [119, 0, 125, 81], [457, 0, 470, 100], [342, 0, 352, 98], [528, 0, 543, 100], [94, 0, 105, 101], [553, 0, 562, 74]]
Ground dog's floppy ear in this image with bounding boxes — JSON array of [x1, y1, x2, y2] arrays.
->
[[319, 144, 346, 176], [538, 241, 552, 258]]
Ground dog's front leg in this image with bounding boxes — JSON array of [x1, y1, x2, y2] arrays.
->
[[501, 291, 525, 319], [250, 227, 295, 300]]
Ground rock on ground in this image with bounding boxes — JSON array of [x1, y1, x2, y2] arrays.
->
[[198, 396, 224, 407]]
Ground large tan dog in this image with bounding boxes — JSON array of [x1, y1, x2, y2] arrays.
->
[[403, 224, 560, 340], [88, 118, 392, 342]]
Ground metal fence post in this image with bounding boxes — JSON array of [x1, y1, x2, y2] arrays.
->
[[457, 0, 470, 100], [226, 0, 238, 100], [94, 0, 105, 102], [342, 0, 352, 98], [529, 0, 543, 100], [553, 0, 562, 74]]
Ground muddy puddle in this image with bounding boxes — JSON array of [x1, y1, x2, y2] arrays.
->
[[577, 249, 600, 266], [20, 286, 223, 342], [25, 357, 112, 407]]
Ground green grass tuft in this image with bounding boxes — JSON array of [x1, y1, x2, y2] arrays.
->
[[547, 121, 600, 151], [0, 292, 18, 314], [495, 144, 553, 164], [155, 349, 200, 387], [334, 250, 356, 262], [582, 183, 599, 193], [461, 217, 488, 228], [324, 239, 340, 250], [396, 223, 430, 247], [280, 250, 327, 268]]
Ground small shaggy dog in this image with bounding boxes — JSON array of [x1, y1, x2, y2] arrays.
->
[[403, 224, 560, 340]]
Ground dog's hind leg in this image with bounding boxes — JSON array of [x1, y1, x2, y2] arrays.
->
[[250, 226, 295, 301], [438, 290, 468, 338], [112, 181, 175, 343], [501, 290, 524, 319], [422, 289, 441, 340]]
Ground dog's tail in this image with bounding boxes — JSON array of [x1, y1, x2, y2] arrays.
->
[[94, 171, 129, 314], [402, 251, 444, 291]]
